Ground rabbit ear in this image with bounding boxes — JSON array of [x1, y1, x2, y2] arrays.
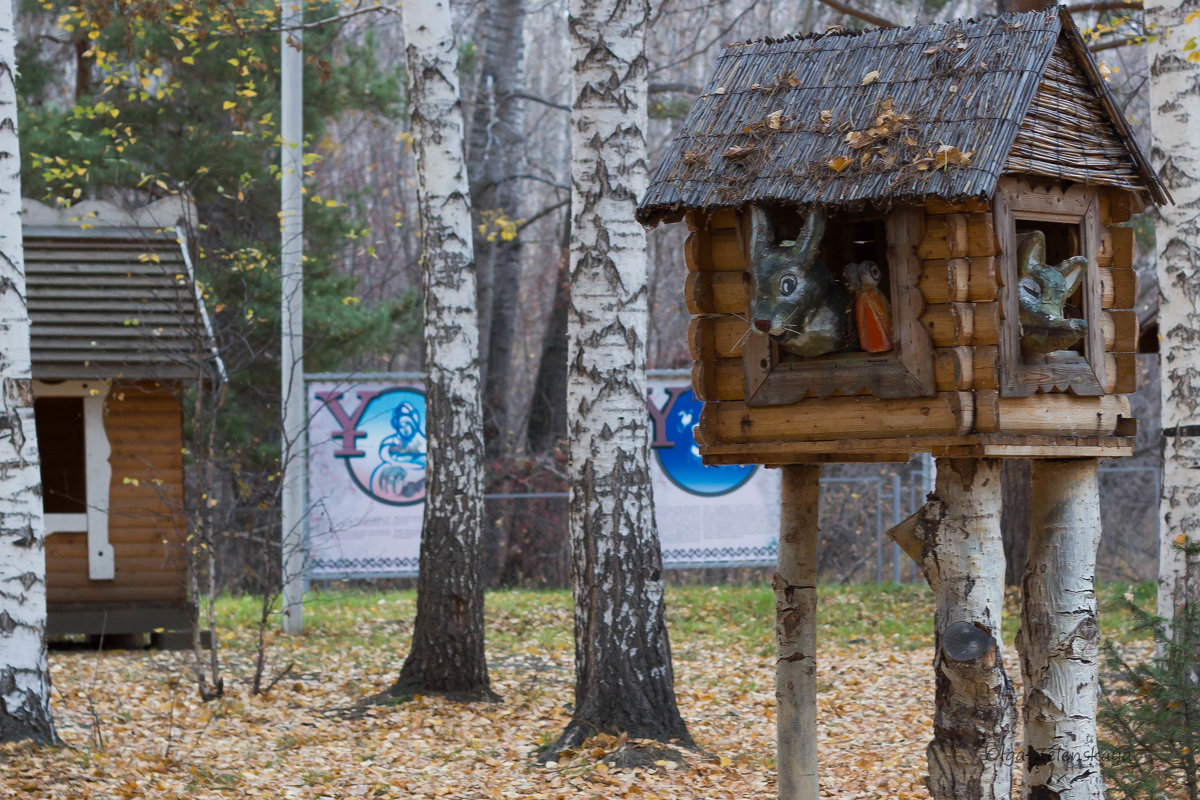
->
[[1016, 230, 1046, 277], [749, 205, 773, 264], [1058, 255, 1088, 296], [795, 207, 826, 265]]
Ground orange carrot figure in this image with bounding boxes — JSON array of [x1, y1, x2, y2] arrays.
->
[[845, 260, 893, 353]]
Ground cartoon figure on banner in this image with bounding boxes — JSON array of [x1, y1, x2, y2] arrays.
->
[[371, 400, 427, 501], [316, 386, 428, 506]]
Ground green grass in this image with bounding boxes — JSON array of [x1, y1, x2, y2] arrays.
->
[[207, 578, 1157, 658]]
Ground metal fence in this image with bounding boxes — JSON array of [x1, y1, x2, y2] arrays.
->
[[469, 458, 1159, 588]]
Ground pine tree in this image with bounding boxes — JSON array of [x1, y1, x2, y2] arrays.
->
[[1099, 543, 1200, 800]]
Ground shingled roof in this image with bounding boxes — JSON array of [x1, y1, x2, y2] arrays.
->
[[23, 200, 223, 381], [637, 6, 1168, 226]]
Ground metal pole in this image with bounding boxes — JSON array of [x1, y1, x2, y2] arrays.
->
[[875, 479, 883, 584], [892, 473, 903, 584], [280, 0, 305, 635]]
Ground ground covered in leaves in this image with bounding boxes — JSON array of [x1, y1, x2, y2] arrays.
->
[[4, 582, 1157, 799]]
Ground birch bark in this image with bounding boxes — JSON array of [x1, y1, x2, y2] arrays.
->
[[390, 0, 493, 700], [546, 0, 691, 755], [910, 459, 1015, 800], [0, 0, 56, 744], [1148, 0, 1200, 624], [1018, 459, 1104, 800]]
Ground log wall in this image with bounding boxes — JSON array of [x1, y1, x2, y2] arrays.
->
[[47, 380, 188, 609], [684, 187, 1140, 462]]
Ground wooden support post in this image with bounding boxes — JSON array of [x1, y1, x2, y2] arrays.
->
[[895, 459, 1016, 800], [1019, 459, 1105, 800], [775, 464, 820, 800]]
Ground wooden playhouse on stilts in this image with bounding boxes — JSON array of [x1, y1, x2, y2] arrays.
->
[[637, 8, 1168, 799], [23, 199, 223, 644]]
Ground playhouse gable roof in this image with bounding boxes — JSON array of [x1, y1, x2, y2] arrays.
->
[[636, 7, 1167, 226], [23, 200, 224, 382]]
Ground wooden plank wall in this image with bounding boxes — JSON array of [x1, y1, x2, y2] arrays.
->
[[47, 380, 189, 608]]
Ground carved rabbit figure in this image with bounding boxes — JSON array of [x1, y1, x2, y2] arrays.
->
[[748, 206, 854, 358], [1016, 230, 1089, 354]]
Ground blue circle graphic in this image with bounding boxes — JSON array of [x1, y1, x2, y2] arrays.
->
[[654, 389, 755, 496], [340, 387, 428, 506]]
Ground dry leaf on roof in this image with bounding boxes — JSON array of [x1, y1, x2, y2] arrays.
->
[[723, 144, 756, 159], [862, 70, 881, 85], [767, 110, 784, 130], [828, 155, 854, 173]]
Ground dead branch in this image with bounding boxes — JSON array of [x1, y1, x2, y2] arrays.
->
[[816, 0, 899, 29], [1089, 34, 1142, 52], [1068, 1, 1142, 13]]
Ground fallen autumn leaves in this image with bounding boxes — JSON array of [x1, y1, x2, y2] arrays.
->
[[0, 585, 1149, 799]]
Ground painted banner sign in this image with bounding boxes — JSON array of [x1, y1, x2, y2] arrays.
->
[[307, 377, 428, 578], [306, 373, 779, 579], [646, 375, 780, 568]]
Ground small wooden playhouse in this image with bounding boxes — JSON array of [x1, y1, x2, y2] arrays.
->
[[23, 199, 222, 640], [637, 7, 1168, 465]]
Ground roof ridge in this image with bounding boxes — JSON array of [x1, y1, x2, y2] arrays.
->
[[720, 7, 1062, 51]]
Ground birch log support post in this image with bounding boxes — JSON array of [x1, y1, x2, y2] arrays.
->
[[775, 464, 820, 800], [890, 458, 1015, 800], [1018, 459, 1104, 800]]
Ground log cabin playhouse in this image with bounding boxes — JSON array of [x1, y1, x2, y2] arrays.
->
[[638, 8, 1171, 799], [637, 7, 1169, 466], [24, 198, 222, 642]]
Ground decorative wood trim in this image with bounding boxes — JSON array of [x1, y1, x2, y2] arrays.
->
[[703, 392, 972, 444], [697, 432, 1135, 464], [994, 178, 1106, 397], [33, 379, 114, 580]]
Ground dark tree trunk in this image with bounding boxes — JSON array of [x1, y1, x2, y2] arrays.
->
[[526, 252, 569, 453], [392, 375, 496, 700], [1001, 458, 1030, 586], [467, 0, 527, 458]]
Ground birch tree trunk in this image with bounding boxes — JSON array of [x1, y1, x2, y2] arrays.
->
[[546, 0, 692, 755], [1018, 459, 1104, 800], [0, 0, 56, 744], [467, 0, 527, 458], [1148, 0, 1200, 625], [908, 459, 1015, 800], [390, 0, 493, 700]]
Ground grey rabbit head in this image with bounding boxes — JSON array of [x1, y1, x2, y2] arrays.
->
[[748, 205, 852, 358]]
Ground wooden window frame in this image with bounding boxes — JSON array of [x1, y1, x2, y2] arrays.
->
[[741, 206, 935, 406], [993, 178, 1105, 397], [33, 379, 114, 580]]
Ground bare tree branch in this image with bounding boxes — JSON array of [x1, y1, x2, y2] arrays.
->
[[1090, 34, 1142, 52], [1068, 1, 1142, 13], [649, 82, 701, 95], [509, 91, 570, 112], [816, 0, 899, 29], [516, 198, 569, 233]]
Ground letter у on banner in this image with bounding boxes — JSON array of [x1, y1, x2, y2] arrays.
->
[[316, 387, 429, 506], [646, 385, 755, 497]]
